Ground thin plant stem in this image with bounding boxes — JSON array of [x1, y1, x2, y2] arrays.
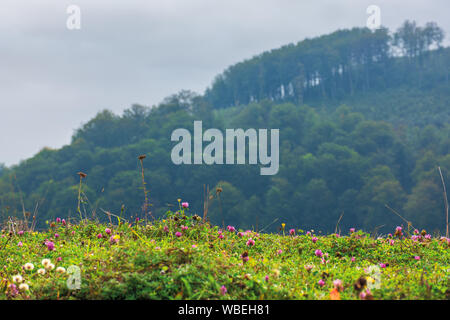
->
[[437, 167, 449, 238], [138, 155, 153, 222]]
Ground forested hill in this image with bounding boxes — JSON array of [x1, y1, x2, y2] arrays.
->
[[206, 21, 450, 127], [1, 21, 449, 234]]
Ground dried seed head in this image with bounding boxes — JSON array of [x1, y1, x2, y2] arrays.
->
[[138, 155, 146, 160], [354, 276, 367, 291], [77, 172, 87, 178], [216, 187, 223, 194]]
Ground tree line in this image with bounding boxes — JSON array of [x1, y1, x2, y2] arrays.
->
[[205, 21, 446, 109]]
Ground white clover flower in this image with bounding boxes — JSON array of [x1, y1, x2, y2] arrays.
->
[[12, 274, 23, 283], [41, 258, 51, 267], [37, 268, 46, 275], [46, 263, 55, 271], [24, 263, 34, 271], [19, 283, 29, 291], [56, 267, 66, 273]]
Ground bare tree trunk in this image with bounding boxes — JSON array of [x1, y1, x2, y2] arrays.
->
[[438, 167, 449, 238]]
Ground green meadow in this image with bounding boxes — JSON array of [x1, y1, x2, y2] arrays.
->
[[1, 206, 448, 300]]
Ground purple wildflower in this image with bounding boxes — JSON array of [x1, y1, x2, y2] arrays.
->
[[220, 285, 227, 295], [45, 241, 55, 251]]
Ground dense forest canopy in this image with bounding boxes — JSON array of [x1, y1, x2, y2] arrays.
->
[[1, 21, 449, 234], [205, 21, 447, 113]]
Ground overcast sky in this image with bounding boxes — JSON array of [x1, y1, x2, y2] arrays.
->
[[1, 0, 449, 166]]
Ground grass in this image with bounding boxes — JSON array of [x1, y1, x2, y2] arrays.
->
[[0, 204, 449, 300]]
